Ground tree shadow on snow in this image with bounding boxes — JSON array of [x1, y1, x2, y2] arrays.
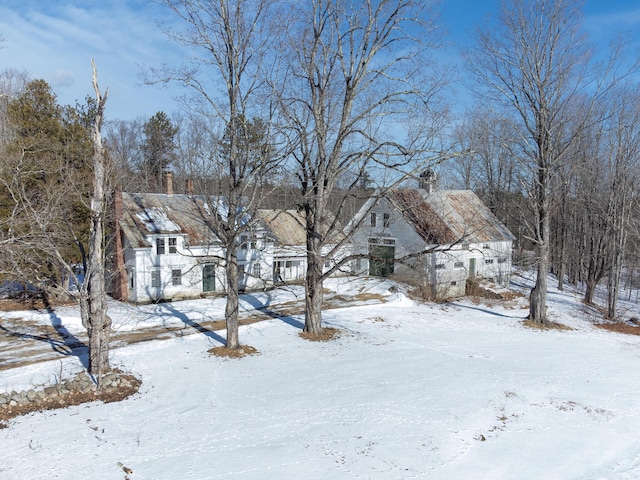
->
[[158, 303, 227, 344], [0, 306, 90, 369], [241, 293, 305, 330], [446, 301, 520, 319]]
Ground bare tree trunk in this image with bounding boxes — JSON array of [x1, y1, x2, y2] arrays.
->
[[85, 60, 111, 380], [225, 245, 240, 349], [529, 233, 549, 323], [585, 277, 597, 305], [304, 237, 324, 335], [528, 153, 551, 324]]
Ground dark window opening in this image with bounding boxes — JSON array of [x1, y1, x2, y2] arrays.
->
[[156, 238, 165, 255]]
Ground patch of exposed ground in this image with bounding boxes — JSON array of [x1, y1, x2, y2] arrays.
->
[[595, 322, 640, 336], [208, 345, 259, 358], [522, 319, 573, 331], [299, 327, 341, 342]]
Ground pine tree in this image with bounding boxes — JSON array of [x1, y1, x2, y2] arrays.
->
[[140, 111, 177, 191]]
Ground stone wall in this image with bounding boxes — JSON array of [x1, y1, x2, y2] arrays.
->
[[0, 371, 140, 424]]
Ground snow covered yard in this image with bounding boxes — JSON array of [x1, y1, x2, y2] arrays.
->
[[2, 276, 640, 479]]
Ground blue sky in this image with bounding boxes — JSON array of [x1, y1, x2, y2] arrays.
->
[[0, 0, 638, 121]]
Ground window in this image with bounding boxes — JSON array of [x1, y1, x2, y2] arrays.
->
[[485, 258, 494, 264], [383, 212, 390, 227], [435, 263, 445, 270], [250, 241, 257, 250], [151, 270, 161, 288], [371, 212, 377, 227], [451, 281, 457, 286], [498, 257, 507, 264], [240, 235, 248, 250], [129, 269, 135, 289], [156, 238, 165, 255], [454, 261, 464, 268], [172, 269, 181, 286], [168, 237, 177, 254], [483, 243, 490, 249], [252, 263, 261, 277]]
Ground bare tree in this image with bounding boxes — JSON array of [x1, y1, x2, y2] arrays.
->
[[275, 0, 446, 335], [150, 0, 279, 350], [451, 107, 526, 244], [465, 0, 635, 324], [103, 118, 145, 191], [569, 87, 640, 316], [81, 60, 111, 379]]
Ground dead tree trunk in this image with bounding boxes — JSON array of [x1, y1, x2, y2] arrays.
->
[[84, 60, 111, 381]]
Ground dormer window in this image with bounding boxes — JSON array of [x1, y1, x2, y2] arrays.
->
[[383, 212, 390, 227], [371, 213, 377, 227], [168, 237, 177, 254], [156, 238, 165, 255]]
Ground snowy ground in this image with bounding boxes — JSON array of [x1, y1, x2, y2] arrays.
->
[[2, 274, 640, 479]]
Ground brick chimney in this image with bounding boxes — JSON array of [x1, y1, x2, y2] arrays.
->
[[186, 178, 193, 195], [165, 171, 173, 195], [418, 169, 437, 194]]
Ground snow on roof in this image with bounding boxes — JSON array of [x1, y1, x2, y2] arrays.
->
[[135, 208, 181, 233], [120, 192, 222, 246]]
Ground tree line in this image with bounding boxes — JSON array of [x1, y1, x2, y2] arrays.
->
[[1, 0, 639, 381]]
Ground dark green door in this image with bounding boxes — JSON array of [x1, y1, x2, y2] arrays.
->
[[369, 244, 395, 277], [203, 264, 215, 292]]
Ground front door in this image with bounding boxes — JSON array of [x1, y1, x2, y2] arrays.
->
[[202, 264, 215, 292], [469, 258, 476, 277]]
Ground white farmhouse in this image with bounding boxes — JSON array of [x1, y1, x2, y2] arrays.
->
[[110, 189, 228, 303], [109, 185, 351, 303], [257, 209, 351, 283], [349, 178, 515, 299]]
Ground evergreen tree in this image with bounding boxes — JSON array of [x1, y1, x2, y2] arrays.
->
[[141, 111, 177, 191], [0, 79, 94, 298]]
